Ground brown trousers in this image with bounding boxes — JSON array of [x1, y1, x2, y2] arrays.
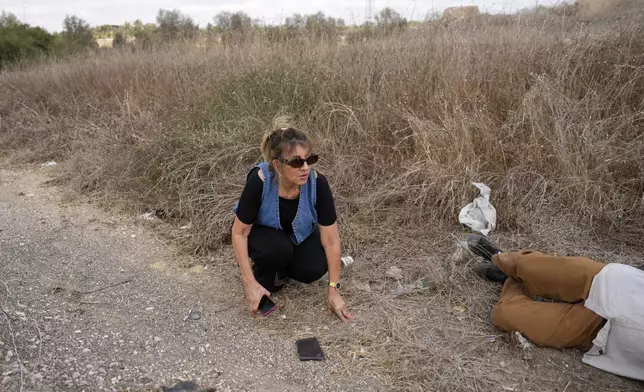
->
[[491, 251, 606, 349]]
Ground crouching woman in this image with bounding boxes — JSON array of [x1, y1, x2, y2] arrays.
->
[[231, 123, 353, 322]]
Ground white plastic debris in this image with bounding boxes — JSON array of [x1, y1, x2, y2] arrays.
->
[[139, 212, 156, 221], [391, 279, 425, 297], [458, 183, 497, 235], [41, 161, 58, 167], [322, 255, 355, 280], [341, 256, 355, 267], [513, 331, 534, 350]]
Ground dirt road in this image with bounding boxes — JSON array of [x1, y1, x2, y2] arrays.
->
[[0, 167, 380, 392]]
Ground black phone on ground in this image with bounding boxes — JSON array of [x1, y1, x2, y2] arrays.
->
[[296, 337, 325, 361]]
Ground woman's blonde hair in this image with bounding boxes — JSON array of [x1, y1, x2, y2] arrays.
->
[[260, 115, 313, 163]]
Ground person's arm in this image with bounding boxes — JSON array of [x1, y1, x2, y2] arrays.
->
[[320, 223, 342, 283], [232, 168, 269, 314], [232, 218, 269, 313], [320, 223, 353, 321], [316, 173, 353, 321]]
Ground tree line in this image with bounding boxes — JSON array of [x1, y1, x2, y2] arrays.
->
[[0, 12, 95, 67], [0, 8, 409, 67]]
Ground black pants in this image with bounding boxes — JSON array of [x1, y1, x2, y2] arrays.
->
[[248, 225, 328, 292]]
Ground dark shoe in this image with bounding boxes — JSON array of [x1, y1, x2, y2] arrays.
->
[[467, 234, 503, 261], [252, 264, 286, 293], [635, 264, 644, 272], [473, 264, 508, 283], [273, 270, 290, 291]]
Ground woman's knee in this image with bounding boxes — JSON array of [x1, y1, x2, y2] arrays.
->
[[295, 263, 328, 283], [248, 226, 293, 265], [289, 250, 328, 283]]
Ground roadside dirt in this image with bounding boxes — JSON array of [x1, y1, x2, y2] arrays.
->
[[2, 164, 643, 392], [0, 166, 381, 392]]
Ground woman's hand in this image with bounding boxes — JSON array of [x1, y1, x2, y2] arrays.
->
[[244, 279, 270, 314], [328, 290, 353, 322]]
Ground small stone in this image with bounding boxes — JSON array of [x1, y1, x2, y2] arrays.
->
[[385, 266, 403, 280], [145, 307, 154, 311], [19, 243, 25, 246], [187, 310, 201, 320], [131, 234, 137, 238], [82, 348, 90, 353], [453, 305, 467, 313], [154, 336, 162, 342], [74, 330, 82, 334], [150, 262, 166, 272], [189, 265, 204, 274]]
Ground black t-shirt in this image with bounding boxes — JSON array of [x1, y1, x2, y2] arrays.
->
[[235, 167, 337, 233]]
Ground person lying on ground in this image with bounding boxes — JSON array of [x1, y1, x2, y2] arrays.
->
[[231, 121, 353, 322], [468, 234, 644, 381]]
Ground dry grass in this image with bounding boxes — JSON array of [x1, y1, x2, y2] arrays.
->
[[1, 6, 644, 391]]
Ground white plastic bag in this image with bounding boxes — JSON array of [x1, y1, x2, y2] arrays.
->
[[458, 183, 496, 235]]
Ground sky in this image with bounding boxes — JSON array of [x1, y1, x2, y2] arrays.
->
[[0, 0, 566, 32]]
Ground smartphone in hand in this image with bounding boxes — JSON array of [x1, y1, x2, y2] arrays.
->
[[258, 295, 278, 317]]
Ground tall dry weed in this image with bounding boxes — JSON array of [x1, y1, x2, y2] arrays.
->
[[1, 14, 643, 249]]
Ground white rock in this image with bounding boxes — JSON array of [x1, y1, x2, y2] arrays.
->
[[386, 266, 403, 280]]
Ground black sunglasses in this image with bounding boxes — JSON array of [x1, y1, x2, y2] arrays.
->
[[280, 154, 319, 168]]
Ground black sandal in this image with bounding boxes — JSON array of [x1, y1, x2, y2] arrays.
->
[[466, 233, 503, 261]]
